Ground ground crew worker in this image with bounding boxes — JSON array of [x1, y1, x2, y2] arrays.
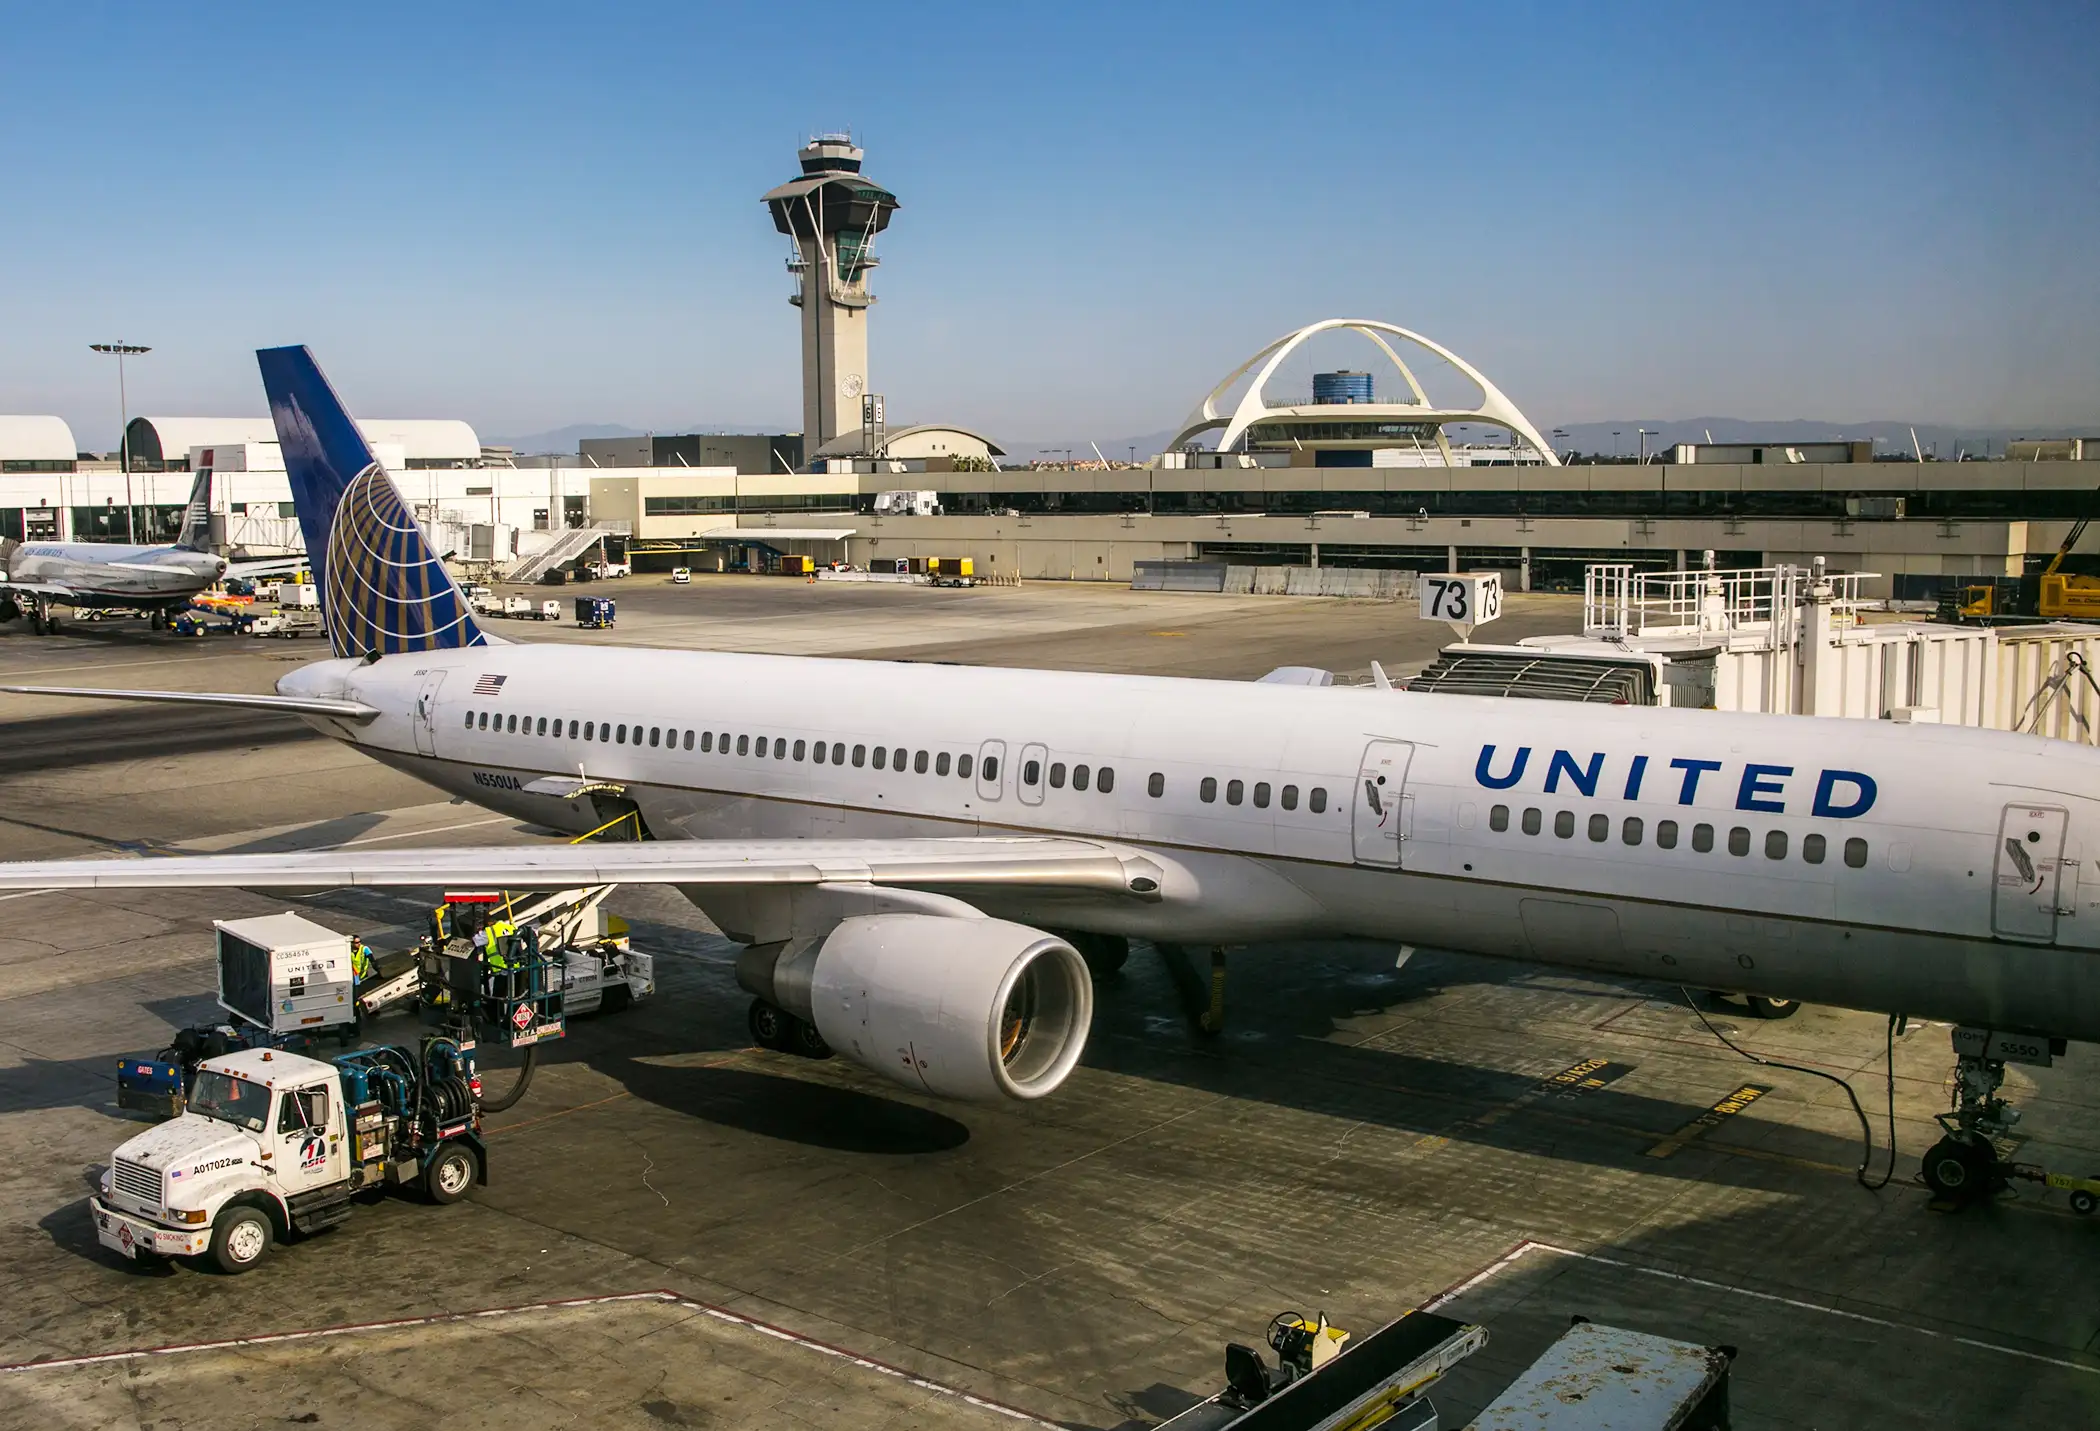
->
[[350, 940, 375, 985]]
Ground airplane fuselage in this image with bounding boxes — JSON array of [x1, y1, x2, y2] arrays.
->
[[8, 543, 226, 608], [275, 644, 2100, 1044]]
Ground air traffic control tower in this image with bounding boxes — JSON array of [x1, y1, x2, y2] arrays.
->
[[764, 135, 899, 449]]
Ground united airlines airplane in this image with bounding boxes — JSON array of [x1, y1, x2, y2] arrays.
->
[[2, 346, 2093, 1201], [0, 467, 227, 632]]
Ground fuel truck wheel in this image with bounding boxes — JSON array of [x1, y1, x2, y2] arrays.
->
[[1923, 1135, 1993, 1202], [209, 1204, 273, 1274], [424, 1141, 478, 1205], [1746, 996, 1799, 1020]]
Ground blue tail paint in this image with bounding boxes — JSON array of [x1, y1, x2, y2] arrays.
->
[[257, 345, 488, 658]]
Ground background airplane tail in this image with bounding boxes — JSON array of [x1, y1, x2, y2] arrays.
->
[[256, 345, 489, 658], [173, 467, 213, 552]]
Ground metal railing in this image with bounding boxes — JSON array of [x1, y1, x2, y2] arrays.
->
[[1584, 563, 1877, 645]]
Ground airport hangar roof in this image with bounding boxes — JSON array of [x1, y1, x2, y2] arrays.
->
[[127, 416, 484, 465], [0, 416, 79, 462], [806, 424, 1005, 461]]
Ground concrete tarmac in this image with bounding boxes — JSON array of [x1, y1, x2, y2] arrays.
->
[[0, 578, 2095, 1430]]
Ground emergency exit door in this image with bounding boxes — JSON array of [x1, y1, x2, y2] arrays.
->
[[1993, 804, 2067, 941], [1353, 740, 1415, 868]]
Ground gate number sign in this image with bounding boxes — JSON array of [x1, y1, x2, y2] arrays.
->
[[1421, 572, 1503, 638]]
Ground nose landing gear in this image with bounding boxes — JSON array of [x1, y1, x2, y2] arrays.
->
[[1921, 1027, 2069, 1207]]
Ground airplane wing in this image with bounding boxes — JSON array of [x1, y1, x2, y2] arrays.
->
[[0, 684, 380, 721], [0, 837, 1163, 897], [0, 580, 89, 599]]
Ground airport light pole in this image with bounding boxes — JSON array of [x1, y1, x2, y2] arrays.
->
[[90, 342, 151, 541], [1637, 427, 1656, 465], [1611, 429, 1622, 460]]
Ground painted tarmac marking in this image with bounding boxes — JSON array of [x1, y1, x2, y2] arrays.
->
[[1646, 1082, 1772, 1158], [1423, 1239, 2100, 1379], [1448, 1055, 1637, 1137], [0, 1289, 1059, 1423]]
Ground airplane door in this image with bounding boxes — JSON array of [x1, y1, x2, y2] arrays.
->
[[1353, 740, 1415, 868], [976, 739, 1006, 802], [1994, 804, 2068, 941], [413, 671, 447, 757]]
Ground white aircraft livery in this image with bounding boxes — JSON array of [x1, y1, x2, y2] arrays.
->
[[1, 345, 2092, 1196], [0, 466, 227, 632]]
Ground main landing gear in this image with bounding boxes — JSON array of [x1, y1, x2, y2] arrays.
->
[[1921, 1026, 2077, 1207], [748, 999, 832, 1061]]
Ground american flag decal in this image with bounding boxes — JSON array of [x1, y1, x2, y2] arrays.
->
[[473, 674, 508, 695]]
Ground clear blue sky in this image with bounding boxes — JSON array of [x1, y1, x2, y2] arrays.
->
[[3, 1, 2094, 450]]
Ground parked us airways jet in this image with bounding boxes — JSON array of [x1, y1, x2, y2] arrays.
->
[[0, 467, 226, 632], [3, 347, 2095, 1198]]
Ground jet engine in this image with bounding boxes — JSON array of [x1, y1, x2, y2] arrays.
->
[[740, 914, 1093, 1104]]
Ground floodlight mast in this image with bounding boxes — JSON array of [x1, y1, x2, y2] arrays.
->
[[90, 341, 152, 541]]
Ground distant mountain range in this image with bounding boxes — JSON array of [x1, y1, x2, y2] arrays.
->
[[491, 416, 2096, 461]]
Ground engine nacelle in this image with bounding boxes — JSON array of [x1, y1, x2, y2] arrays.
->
[[770, 914, 1093, 1104]]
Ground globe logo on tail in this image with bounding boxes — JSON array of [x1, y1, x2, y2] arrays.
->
[[322, 463, 487, 657]]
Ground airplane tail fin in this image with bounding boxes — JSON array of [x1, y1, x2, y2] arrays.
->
[[256, 345, 489, 658], [173, 466, 213, 552]]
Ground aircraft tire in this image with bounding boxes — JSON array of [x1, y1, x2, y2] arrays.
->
[[1922, 1135, 1995, 1202], [1746, 996, 1799, 1020], [748, 998, 790, 1051], [788, 1014, 832, 1061]]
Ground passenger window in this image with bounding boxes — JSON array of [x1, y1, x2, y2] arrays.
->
[[1253, 782, 1270, 808], [936, 752, 950, 776], [1049, 762, 1066, 788], [464, 712, 474, 729], [1844, 837, 1868, 868], [1074, 764, 1090, 791], [1227, 779, 1244, 806], [1622, 816, 1643, 845], [833, 742, 846, 764], [983, 755, 999, 780], [1149, 772, 1165, 798], [649, 727, 660, 747], [702, 731, 713, 752], [1490, 804, 1509, 832], [1803, 832, 1826, 864], [537, 717, 548, 736], [1522, 807, 1542, 836], [914, 750, 929, 774], [477, 712, 488, 730], [812, 741, 827, 764], [1728, 826, 1750, 857], [719, 731, 730, 751], [794, 739, 807, 761], [509, 715, 519, 733], [683, 730, 693, 751], [958, 753, 974, 779], [1588, 813, 1608, 842], [1692, 823, 1715, 852], [1200, 776, 1217, 803], [583, 721, 595, 740], [1765, 830, 1788, 859], [1023, 759, 1041, 785], [1098, 767, 1114, 793], [873, 746, 887, 770], [1657, 819, 1678, 849], [568, 720, 578, 739], [853, 744, 866, 767], [617, 723, 629, 744], [736, 735, 748, 756], [1310, 787, 1328, 813], [775, 740, 787, 760], [1281, 784, 1298, 810], [1554, 810, 1574, 839], [754, 735, 767, 757]]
